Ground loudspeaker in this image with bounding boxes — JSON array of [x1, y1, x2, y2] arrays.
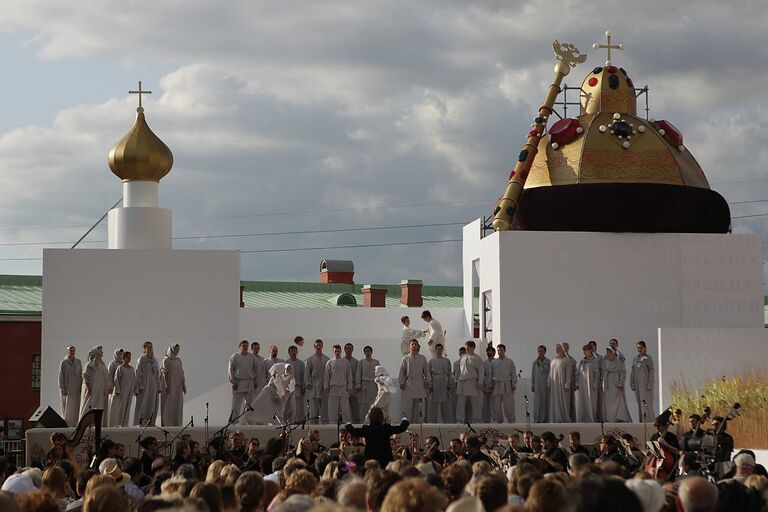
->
[[29, 406, 67, 429]]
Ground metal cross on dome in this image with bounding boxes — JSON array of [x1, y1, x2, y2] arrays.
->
[[593, 31, 623, 65], [129, 81, 152, 109]]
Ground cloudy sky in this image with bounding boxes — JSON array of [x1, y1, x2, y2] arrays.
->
[[0, 1, 767, 286]]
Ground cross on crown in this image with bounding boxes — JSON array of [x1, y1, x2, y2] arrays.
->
[[129, 81, 152, 111], [593, 31, 623, 66]]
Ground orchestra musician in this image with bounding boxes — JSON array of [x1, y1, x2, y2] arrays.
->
[[533, 431, 568, 473]]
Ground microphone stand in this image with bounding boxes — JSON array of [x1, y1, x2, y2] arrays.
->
[[419, 398, 425, 451], [642, 400, 648, 447], [136, 418, 153, 457], [524, 395, 531, 433], [465, 421, 476, 434], [204, 402, 209, 455], [161, 417, 194, 455]]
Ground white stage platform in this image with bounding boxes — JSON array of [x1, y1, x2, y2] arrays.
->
[[27, 422, 654, 464]]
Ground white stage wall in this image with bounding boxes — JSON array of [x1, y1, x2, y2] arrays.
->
[[42, 249, 241, 424], [657, 327, 768, 408], [463, 226, 764, 419], [183, 306, 469, 425]]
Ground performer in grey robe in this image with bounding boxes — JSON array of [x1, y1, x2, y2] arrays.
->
[[427, 343, 452, 423], [285, 345, 305, 423], [400, 316, 425, 356], [399, 340, 431, 422], [482, 346, 495, 422], [305, 339, 330, 424], [562, 342, 578, 421], [530, 345, 550, 422], [80, 346, 110, 422], [161, 344, 186, 427], [263, 345, 284, 383], [58, 345, 82, 427], [370, 365, 398, 422], [548, 344, 573, 423], [456, 340, 484, 424], [356, 346, 380, 421], [490, 344, 517, 423], [577, 344, 601, 422], [343, 343, 360, 422], [108, 351, 137, 427], [106, 348, 124, 422], [134, 341, 161, 426], [245, 363, 296, 425], [251, 341, 267, 392], [325, 345, 353, 424], [228, 340, 257, 424], [452, 347, 466, 422], [602, 347, 632, 422], [609, 338, 626, 364], [630, 340, 655, 423]]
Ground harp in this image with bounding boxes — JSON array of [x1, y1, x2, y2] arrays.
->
[[65, 408, 103, 456]]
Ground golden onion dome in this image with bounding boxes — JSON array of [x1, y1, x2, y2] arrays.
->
[[108, 106, 173, 182]]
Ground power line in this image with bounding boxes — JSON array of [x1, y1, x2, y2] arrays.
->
[[0, 221, 467, 247], [240, 239, 462, 254]]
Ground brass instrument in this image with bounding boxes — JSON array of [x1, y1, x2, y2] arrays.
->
[[492, 41, 587, 230]]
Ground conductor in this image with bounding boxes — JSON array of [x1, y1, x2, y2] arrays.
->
[[345, 406, 409, 467]]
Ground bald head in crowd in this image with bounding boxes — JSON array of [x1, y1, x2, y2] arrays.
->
[[677, 476, 718, 512]]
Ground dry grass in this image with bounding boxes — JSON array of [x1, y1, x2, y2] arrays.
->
[[670, 370, 768, 448]]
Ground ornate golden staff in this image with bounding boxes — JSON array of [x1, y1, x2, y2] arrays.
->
[[491, 41, 587, 231]]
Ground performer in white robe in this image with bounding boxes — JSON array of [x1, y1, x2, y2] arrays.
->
[[630, 340, 655, 423], [452, 347, 466, 422], [251, 341, 267, 393], [305, 339, 330, 424], [548, 344, 573, 423], [134, 341, 161, 426], [80, 346, 110, 422], [108, 351, 137, 427], [399, 340, 431, 422], [400, 316, 425, 356], [421, 310, 445, 356], [106, 348, 123, 423], [530, 345, 550, 423], [562, 342, 578, 422], [490, 344, 517, 423], [325, 345, 353, 424], [602, 347, 632, 422], [456, 340, 484, 424], [482, 346, 495, 422], [356, 346, 380, 421], [58, 346, 82, 427], [228, 340, 258, 424], [286, 345, 305, 423], [609, 338, 626, 364], [577, 344, 601, 422], [369, 365, 398, 422], [245, 363, 295, 425], [161, 344, 186, 427], [427, 344, 452, 423], [343, 343, 360, 422]]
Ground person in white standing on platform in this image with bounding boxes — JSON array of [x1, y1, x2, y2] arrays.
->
[[530, 345, 550, 423], [561, 342, 578, 422], [263, 345, 284, 383], [427, 343, 452, 423], [286, 345, 305, 423], [134, 341, 161, 426], [106, 348, 123, 421], [490, 344, 517, 423], [356, 346, 379, 421], [609, 338, 626, 364], [482, 345, 495, 422], [370, 365, 398, 422], [548, 343, 573, 423], [251, 341, 267, 393], [588, 340, 604, 421], [58, 345, 82, 427], [344, 343, 360, 422], [399, 339, 431, 422], [108, 351, 137, 427], [228, 340, 257, 424], [602, 347, 632, 422], [400, 316, 424, 356], [80, 346, 110, 422], [577, 343, 601, 422], [161, 343, 186, 427], [246, 363, 296, 425], [325, 344, 353, 424], [420, 310, 444, 356], [630, 340, 655, 423], [452, 346, 466, 422], [456, 340, 484, 424], [305, 339, 330, 424]]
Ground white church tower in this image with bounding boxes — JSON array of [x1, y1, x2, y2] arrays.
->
[[107, 82, 174, 249]]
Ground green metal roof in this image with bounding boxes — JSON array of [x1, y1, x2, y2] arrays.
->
[[0, 275, 464, 314]]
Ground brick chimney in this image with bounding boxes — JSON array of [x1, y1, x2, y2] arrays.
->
[[362, 285, 387, 307], [400, 279, 423, 307], [320, 259, 354, 284]]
